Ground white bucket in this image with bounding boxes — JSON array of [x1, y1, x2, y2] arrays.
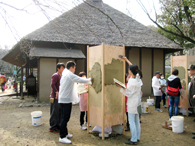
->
[[141, 102, 148, 113], [147, 99, 154, 106], [31, 111, 42, 126], [171, 116, 184, 133]]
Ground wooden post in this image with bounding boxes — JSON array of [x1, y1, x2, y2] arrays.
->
[[37, 59, 40, 102], [20, 66, 24, 100], [87, 45, 90, 134], [123, 44, 126, 135], [185, 54, 189, 116], [101, 43, 105, 140]]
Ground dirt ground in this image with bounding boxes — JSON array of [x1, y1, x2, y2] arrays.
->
[[0, 89, 195, 146]]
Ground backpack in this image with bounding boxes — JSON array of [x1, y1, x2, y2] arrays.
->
[[167, 83, 180, 96]]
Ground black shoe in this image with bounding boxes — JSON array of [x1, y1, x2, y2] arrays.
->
[[125, 126, 130, 131], [192, 132, 195, 135], [125, 141, 137, 145], [192, 136, 195, 139], [49, 128, 59, 133]]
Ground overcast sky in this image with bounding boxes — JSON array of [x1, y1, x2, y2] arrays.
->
[[0, 0, 160, 48]]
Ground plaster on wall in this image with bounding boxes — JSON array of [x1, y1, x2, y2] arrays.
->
[[104, 58, 123, 85], [88, 86, 102, 108], [105, 85, 122, 115], [173, 66, 186, 89], [88, 62, 102, 93]]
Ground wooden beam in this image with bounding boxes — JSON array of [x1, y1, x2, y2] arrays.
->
[[139, 48, 142, 70], [151, 49, 154, 96], [87, 45, 90, 134], [123, 44, 126, 135], [163, 50, 165, 75], [101, 43, 105, 140], [20, 66, 24, 100], [185, 54, 189, 116]]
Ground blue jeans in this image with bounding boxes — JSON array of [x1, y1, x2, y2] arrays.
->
[[169, 96, 180, 118], [128, 113, 141, 142]]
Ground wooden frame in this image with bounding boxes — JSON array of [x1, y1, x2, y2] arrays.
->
[[171, 54, 195, 116], [87, 43, 125, 140]]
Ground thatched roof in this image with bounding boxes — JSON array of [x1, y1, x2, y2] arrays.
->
[[23, 0, 181, 50]]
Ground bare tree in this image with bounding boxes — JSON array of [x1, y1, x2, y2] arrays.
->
[[0, 46, 13, 74]]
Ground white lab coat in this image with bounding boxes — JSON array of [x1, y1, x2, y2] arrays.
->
[[152, 76, 162, 96], [120, 75, 142, 114], [58, 68, 91, 104]]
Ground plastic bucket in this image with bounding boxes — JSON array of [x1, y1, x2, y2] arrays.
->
[[31, 111, 42, 126], [141, 102, 148, 113], [171, 116, 184, 133], [147, 99, 154, 106]]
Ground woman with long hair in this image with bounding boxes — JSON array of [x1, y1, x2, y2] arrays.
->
[[119, 57, 142, 145]]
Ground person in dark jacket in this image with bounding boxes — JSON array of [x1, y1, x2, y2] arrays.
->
[[49, 63, 65, 133], [167, 69, 183, 119], [187, 65, 195, 139]]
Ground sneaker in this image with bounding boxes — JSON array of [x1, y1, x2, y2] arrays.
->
[[67, 133, 73, 138], [164, 105, 167, 108], [84, 122, 91, 127], [155, 108, 159, 111], [59, 137, 71, 144], [159, 109, 163, 112], [155, 108, 163, 112], [80, 124, 87, 130]]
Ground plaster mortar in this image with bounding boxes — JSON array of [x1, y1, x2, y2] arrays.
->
[[104, 59, 123, 85], [88, 86, 102, 108], [88, 62, 102, 93], [105, 85, 122, 115], [173, 66, 186, 89]]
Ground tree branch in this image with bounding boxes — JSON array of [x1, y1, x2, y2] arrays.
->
[[136, 0, 195, 45], [183, 4, 195, 37], [0, 2, 30, 14]]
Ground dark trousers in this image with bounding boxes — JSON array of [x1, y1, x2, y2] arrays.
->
[[155, 96, 161, 108], [60, 103, 72, 138], [80, 111, 87, 126], [49, 99, 61, 130], [1, 83, 5, 92], [162, 93, 166, 105], [126, 112, 129, 128]]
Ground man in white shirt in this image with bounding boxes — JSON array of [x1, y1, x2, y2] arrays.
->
[[152, 71, 163, 112], [58, 61, 92, 144]]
